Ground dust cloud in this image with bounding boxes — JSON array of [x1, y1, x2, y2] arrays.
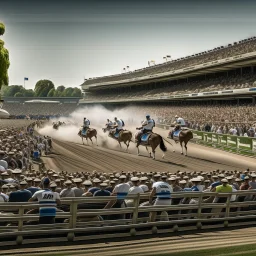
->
[[38, 105, 147, 149]]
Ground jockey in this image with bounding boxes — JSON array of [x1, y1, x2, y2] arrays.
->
[[112, 117, 124, 135], [136, 114, 155, 142], [106, 119, 113, 129], [174, 115, 186, 127], [83, 117, 90, 132]]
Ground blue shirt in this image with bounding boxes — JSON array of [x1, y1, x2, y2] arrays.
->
[[9, 189, 32, 202], [191, 186, 199, 192], [88, 187, 100, 194], [211, 181, 221, 189], [27, 187, 40, 196], [94, 190, 111, 197]]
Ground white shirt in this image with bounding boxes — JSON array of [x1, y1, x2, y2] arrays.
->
[[84, 119, 90, 127], [0, 160, 8, 170], [153, 181, 172, 199], [114, 183, 130, 194], [140, 184, 149, 192], [32, 189, 60, 217], [115, 119, 123, 129], [142, 119, 154, 130], [176, 117, 185, 126], [128, 186, 144, 194]]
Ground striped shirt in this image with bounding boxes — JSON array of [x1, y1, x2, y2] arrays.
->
[[32, 189, 60, 217]]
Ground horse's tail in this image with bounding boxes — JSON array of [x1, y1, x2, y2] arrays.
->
[[159, 136, 167, 152]]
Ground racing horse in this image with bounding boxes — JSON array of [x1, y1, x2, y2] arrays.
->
[[78, 127, 98, 145], [103, 126, 132, 152], [53, 121, 65, 130], [168, 125, 193, 156], [135, 131, 167, 160]]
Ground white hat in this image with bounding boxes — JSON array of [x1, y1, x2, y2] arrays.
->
[[100, 183, 108, 187], [131, 177, 139, 182], [179, 180, 186, 184], [221, 179, 228, 183], [93, 178, 101, 183], [73, 178, 83, 183], [119, 175, 126, 179], [140, 176, 148, 181], [83, 180, 92, 186], [191, 178, 201, 182]]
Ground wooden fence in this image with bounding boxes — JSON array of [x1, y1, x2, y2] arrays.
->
[[1, 190, 256, 245]]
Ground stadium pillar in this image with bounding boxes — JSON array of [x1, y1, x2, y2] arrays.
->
[[252, 96, 255, 105]]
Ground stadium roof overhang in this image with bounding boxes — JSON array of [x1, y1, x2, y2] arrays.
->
[[83, 52, 256, 91]]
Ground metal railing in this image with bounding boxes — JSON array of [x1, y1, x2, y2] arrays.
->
[[1, 190, 256, 245]]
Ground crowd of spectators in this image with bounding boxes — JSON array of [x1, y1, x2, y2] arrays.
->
[[83, 37, 256, 86], [1, 167, 255, 223], [84, 71, 256, 102], [3, 103, 78, 118], [0, 120, 52, 177], [133, 103, 256, 137]]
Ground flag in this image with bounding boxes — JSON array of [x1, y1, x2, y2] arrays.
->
[[24, 77, 29, 81]]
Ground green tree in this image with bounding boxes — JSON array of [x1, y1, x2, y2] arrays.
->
[[23, 89, 35, 97], [2, 85, 24, 97], [47, 88, 55, 97], [71, 88, 82, 97], [14, 92, 24, 97], [0, 22, 10, 89], [34, 80, 54, 97], [56, 85, 65, 93], [61, 87, 74, 97]]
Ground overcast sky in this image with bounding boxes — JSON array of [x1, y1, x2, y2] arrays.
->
[[0, 0, 255, 89]]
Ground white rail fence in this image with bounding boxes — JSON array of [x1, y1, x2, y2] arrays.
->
[[1, 190, 256, 245]]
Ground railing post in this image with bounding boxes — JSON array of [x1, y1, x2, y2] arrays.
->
[[130, 194, 140, 236], [16, 206, 24, 245], [224, 194, 231, 228], [196, 193, 203, 229], [67, 200, 77, 242]]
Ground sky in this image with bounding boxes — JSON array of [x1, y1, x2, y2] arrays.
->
[[0, 0, 256, 89]]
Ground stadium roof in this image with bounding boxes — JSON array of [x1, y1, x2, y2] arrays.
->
[[81, 37, 256, 91]]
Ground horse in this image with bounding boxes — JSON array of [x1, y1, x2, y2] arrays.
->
[[102, 126, 132, 152], [135, 131, 167, 160], [168, 125, 193, 156], [78, 127, 98, 145]]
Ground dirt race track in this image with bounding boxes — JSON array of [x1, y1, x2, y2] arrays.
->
[[3, 227, 256, 256], [42, 126, 256, 173]]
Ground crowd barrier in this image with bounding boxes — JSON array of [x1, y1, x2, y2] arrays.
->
[[156, 124, 256, 156], [1, 190, 256, 245]]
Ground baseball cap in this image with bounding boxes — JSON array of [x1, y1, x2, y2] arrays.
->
[[43, 177, 50, 184]]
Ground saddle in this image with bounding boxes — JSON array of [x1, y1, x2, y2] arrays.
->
[[81, 128, 89, 136]]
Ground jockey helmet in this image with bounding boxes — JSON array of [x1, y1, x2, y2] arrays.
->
[[114, 117, 117, 120], [146, 114, 150, 118], [84, 117, 86, 120], [175, 115, 178, 118]]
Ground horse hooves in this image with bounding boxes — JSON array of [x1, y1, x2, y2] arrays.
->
[[181, 152, 183, 155], [162, 155, 165, 159]]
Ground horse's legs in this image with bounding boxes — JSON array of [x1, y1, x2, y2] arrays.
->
[[184, 141, 188, 156], [180, 141, 183, 155], [90, 137, 93, 145], [118, 141, 122, 148], [95, 135, 98, 146], [82, 137, 84, 145], [137, 143, 140, 156], [146, 146, 151, 158]]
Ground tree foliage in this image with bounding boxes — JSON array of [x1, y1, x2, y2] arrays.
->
[[34, 80, 54, 97], [2, 83, 82, 98], [0, 22, 10, 89], [47, 88, 55, 97]]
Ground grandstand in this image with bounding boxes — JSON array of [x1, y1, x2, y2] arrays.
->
[[80, 37, 256, 104]]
